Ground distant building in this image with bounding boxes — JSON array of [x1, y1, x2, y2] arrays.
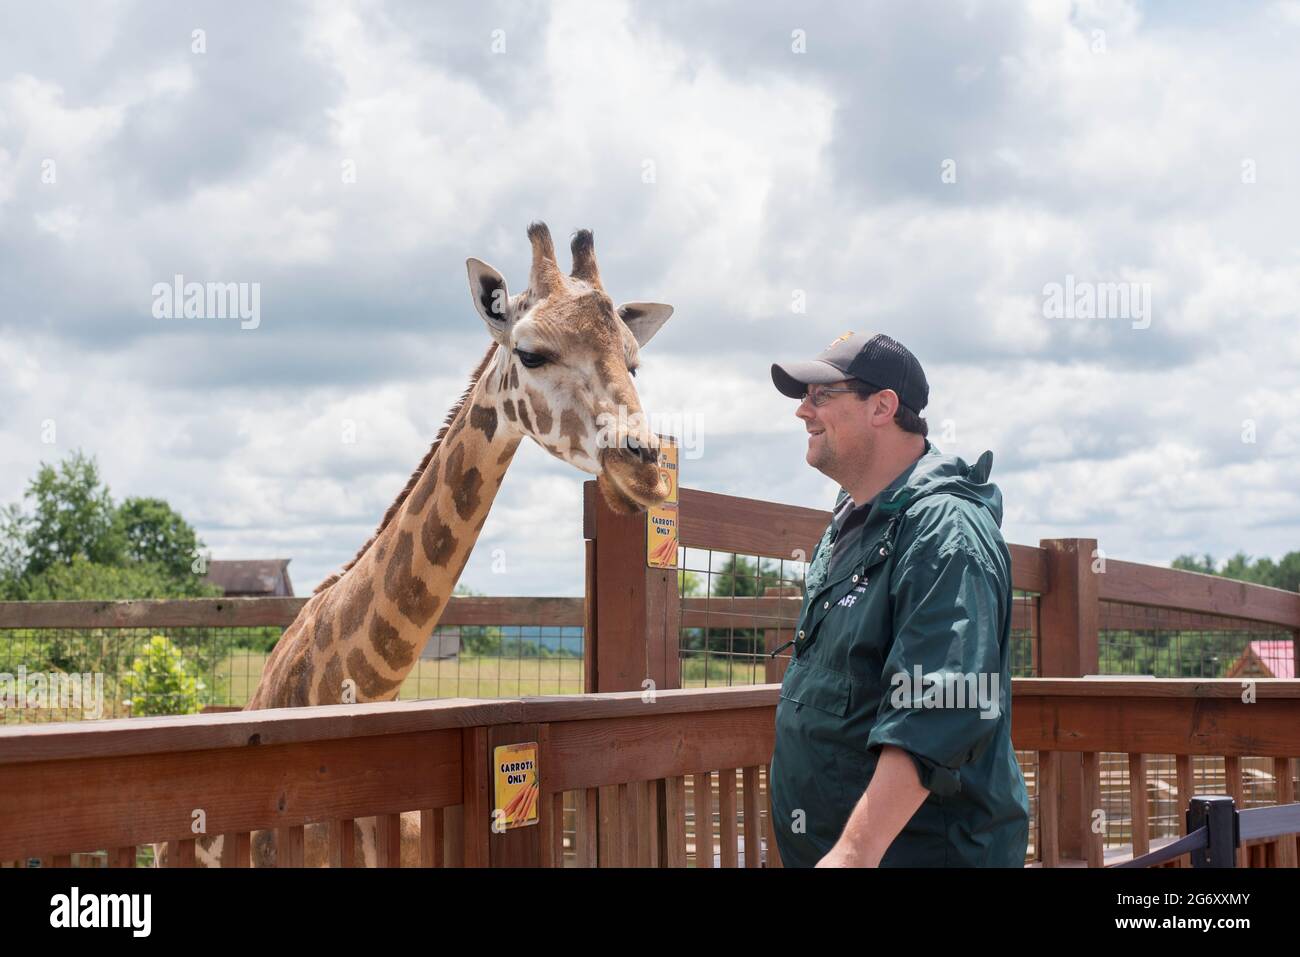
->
[[421, 627, 461, 660], [1227, 639, 1295, 679], [201, 559, 294, 598]]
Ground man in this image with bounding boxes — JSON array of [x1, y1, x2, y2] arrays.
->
[[768, 332, 1029, 867]]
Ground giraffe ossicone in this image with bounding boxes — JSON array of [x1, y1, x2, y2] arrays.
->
[[163, 222, 675, 867]]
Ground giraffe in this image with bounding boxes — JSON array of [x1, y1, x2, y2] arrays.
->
[[165, 223, 674, 867]]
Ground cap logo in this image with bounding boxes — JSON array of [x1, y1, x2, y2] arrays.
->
[[826, 331, 853, 349]]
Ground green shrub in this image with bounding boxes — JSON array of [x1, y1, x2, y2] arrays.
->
[[120, 635, 204, 716]]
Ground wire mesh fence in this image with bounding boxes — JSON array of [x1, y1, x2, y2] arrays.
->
[[0, 618, 584, 724], [678, 545, 806, 688], [1099, 600, 1294, 678]]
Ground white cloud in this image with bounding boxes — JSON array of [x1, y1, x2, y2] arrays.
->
[[2, 0, 1299, 597]]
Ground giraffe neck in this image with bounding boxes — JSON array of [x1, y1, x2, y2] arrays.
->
[[248, 344, 523, 708]]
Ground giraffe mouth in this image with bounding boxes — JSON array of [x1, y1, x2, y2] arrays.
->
[[596, 450, 670, 514]]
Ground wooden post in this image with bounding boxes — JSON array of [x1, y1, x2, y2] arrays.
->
[[583, 480, 680, 694], [762, 585, 800, 685], [1038, 538, 1100, 862], [487, 723, 542, 867]]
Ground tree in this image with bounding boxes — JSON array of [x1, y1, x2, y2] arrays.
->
[[120, 636, 205, 716], [1171, 553, 1216, 575], [1172, 549, 1300, 592], [21, 450, 124, 576], [1, 451, 216, 600], [0, 503, 28, 600], [20, 554, 219, 601], [709, 555, 793, 598], [118, 496, 203, 579]]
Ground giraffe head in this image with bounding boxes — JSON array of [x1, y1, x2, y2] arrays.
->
[[466, 222, 674, 514]]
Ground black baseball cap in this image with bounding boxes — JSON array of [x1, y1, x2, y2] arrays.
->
[[771, 332, 929, 414]]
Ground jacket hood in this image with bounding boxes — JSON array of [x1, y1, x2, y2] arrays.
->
[[838, 440, 1004, 528]]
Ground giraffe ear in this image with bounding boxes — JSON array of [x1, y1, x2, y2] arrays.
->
[[467, 258, 514, 341], [617, 302, 673, 347]]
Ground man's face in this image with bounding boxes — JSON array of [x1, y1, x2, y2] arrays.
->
[[795, 379, 875, 477]]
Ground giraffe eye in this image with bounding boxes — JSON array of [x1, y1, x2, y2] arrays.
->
[[514, 349, 547, 369], [628, 366, 638, 378]]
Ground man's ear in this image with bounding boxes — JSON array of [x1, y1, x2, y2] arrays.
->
[[617, 302, 673, 347], [467, 258, 513, 342]]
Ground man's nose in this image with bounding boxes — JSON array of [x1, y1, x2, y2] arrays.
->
[[795, 399, 814, 421]]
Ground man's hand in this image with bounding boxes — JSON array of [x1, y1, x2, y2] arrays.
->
[[815, 843, 877, 868], [816, 745, 929, 867]]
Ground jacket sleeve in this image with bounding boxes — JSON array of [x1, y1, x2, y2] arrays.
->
[[865, 502, 1009, 797]]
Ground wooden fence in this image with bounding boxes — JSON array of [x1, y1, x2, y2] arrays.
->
[[2, 479, 1299, 866], [2, 680, 1297, 867]]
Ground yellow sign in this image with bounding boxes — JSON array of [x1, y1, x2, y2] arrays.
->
[[493, 743, 539, 830], [647, 436, 679, 568]]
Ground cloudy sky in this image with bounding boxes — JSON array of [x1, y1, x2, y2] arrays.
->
[[2, 0, 1298, 596]]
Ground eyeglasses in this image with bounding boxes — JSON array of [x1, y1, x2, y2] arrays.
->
[[798, 386, 860, 408]]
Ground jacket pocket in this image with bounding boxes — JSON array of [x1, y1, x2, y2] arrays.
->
[[778, 658, 851, 717]]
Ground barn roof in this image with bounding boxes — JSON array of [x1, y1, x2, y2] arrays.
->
[[201, 559, 294, 597]]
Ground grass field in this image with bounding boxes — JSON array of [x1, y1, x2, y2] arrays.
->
[[211, 649, 768, 706], [215, 651, 587, 704]]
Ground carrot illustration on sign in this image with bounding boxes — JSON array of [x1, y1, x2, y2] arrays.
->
[[650, 533, 677, 564], [501, 780, 539, 822]]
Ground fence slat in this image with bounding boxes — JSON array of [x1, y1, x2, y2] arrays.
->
[[663, 777, 687, 868], [375, 813, 402, 867], [328, 819, 354, 868], [1273, 757, 1296, 868], [764, 763, 782, 868], [111, 846, 135, 868], [578, 788, 598, 868], [444, 805, 464, 868], [597, 784, 619, 867], [1081, 752, 1102, 867], [276, 827, 303, 867], [1128, 753, 1149, 860], [1176, 754, 1194, 869], [1224, 756, 1245, 868], [552, 792, 566, 867], [1039, 750, 1059, 866], [692, 771, 713, 868], [742, 766, 761, 868], [719, 768, 738, 868], [419, 809, 442, 868], [619, 783, 634, 867]]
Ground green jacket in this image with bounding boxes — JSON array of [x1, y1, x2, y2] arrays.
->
[[770, 440, 1029, 867]]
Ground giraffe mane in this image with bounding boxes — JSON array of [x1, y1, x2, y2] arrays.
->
[[313, 340, 501, 595]]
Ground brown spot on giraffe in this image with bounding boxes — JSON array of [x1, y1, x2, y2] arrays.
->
[[382, 530, 439, 626], [312, 605, 336, 651], [496, 447, 514, 466], [502, 397, 517, 422], [283, 648, 314, 707], [316, 653, 343, 704], [370, 612, 417, 671], [560, 408, 586, 451], [421, 512, 459, 567], [346, 647, 404, 700], [508, 364, 519, 389], [445, 443, 484, 521], [406, 470, 438, 516], [336, 579, 372, 642], [526, 387, 553, 434], [517, 401, 533, 434], [469, 404, 498, 442]]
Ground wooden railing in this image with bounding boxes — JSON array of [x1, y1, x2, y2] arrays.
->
[[0, 595, 585, 630], [2, 679, 1297, 867], [3, 480, 1300, 866], [0, 687, 775, 868], [1014, 678, 1300, 868]]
